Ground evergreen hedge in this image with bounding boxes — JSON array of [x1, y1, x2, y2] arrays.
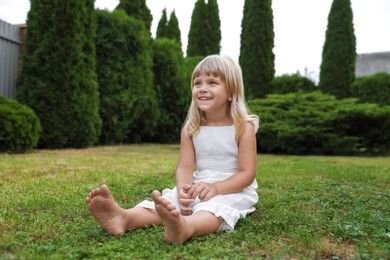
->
[[17, 0, 101, 148], [150, 39, 188, 142], [351, 72, 390, 106], [249, 92, 390, 155], [116, 0, 153, 32], [0, 96, 41, 153], [95, 10, 158, 144], [270, 74, 317, 94]]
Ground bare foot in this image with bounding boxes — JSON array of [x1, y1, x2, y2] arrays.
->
[[86, 184, 128, 236], [152, 190, 193, 244]]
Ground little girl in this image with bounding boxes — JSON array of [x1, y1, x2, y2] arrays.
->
[[86, 54, 259, 245]]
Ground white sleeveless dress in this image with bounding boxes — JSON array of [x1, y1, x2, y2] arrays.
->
[[136, 125, 258, 231]]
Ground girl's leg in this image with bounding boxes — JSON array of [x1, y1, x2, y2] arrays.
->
[[152, 190, 223, 245], [86, 184, 162, 236]]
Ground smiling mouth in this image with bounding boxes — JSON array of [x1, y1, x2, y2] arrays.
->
[[199, 97, 212, 100]]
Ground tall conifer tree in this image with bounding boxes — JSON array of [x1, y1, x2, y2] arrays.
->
[[239, 0, 275, 99], [156, 8, 168, 39], [17, 0, 101, 148], [156, 9, 181, 47], [187, 0, 221, 57], [166, 11, 182, 47], [319, 0, 356, 98], [95, 10, 159, 144], [116, 0, 152, 32], [207, 0, 221, 54]]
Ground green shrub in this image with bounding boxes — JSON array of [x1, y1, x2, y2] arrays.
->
[[95, 10, 158, 144], [0, 96, 41, 153], [150, 38, 187, 143], [270, 74, 317, 94], [17, 0, 101, 148], [351, 72, 390, 106], [249, 92, 390, 155]]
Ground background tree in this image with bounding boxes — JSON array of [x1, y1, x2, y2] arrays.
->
[[350, 72, 390, 106], [156, 9, 181, 47], [150, 39, 188, 142], [270, 74, 317, 94], [165, 11, 182, 47], [319, 0, 356, 98], [95, 10, 158, 144], [239, 0, 275, 99], [207, 0, 221, 54], [156, 8, 168, 39], [187, 0, 221, 57], [17, 0, 101, 148], [116, 0, 153, 32]]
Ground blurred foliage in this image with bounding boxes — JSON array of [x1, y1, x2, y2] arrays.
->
[[0, 95, 41, 153], [351, 72, 390, 106], [17, 0, 101, 148], [319, 0, 356, 98], [270, 74, 317, 94], [249, 91, 390, 155], [240, 0, 274, 99]]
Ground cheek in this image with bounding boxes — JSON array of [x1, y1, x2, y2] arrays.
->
[[192, 88, 198, 98]]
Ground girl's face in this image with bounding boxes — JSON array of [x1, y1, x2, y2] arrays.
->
[[192, 72, 231, 113]]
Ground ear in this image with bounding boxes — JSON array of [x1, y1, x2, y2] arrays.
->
[[228, 96, 233, 101]]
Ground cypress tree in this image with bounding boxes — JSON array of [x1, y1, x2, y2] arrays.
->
[[319, 0, 356, 98], [151, 39, 187, 142], [239, 0, 275, 99], [156, 8, 168, 39], [17, 0, 101, 148], [166, 10, 182, 47], [116, 0, 153, 32], [187, 0, 209, 57], [96, 10, 158, 144], [207, 0, 221, 54]]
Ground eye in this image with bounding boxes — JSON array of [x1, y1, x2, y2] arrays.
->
[[194, 81, 202, 88], [209, 81, 218, 86]]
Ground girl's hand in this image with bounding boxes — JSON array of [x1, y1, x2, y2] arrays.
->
[[188, 182, 218, 202], [178, 184, 194, 215]]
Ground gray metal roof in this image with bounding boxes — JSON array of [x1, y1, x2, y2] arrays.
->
[[355, 51, 390, 76]]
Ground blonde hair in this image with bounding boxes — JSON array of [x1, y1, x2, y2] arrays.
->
[[183, 55, 259, 141]]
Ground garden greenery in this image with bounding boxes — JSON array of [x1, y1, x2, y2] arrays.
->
[[351, 72, 390, 106], [150, 39, 188, 143], [270, 74, 317, 94], [95, 10, 158, 144], [249, 91, 390, 155], [0, 96, 41, 153], [17, 0, 101, 148]]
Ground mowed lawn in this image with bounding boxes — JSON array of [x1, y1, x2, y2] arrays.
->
[[0, 145, 389, 259]]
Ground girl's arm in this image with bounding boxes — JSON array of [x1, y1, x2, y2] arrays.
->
[[175, 129, 196, 214], [189, 121, 257, 201], [176, 129, 196, 189]]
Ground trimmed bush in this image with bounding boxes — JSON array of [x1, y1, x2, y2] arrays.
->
[[150, 38, 187, 143], [351, 72, 390, 106], [95, 10, 158, 144], [17, 0, 101, 148], [249, 91, 390, 155], [0, 96, 41, 153], [270, 74, 317, 94]]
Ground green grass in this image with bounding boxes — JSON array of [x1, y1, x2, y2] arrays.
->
[[0, 145, 389, 259]]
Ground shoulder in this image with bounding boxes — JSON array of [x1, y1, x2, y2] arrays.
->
[[238, 120, 257, 146], [245, 115, 259, 133]]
